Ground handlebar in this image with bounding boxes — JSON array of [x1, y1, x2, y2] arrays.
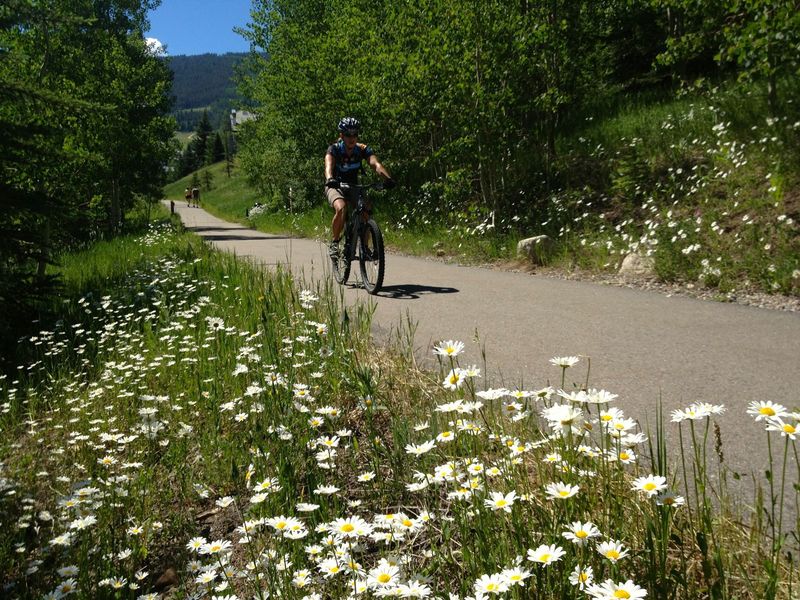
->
[[340, 182, 385, 191], [325, 180, 386, 191]]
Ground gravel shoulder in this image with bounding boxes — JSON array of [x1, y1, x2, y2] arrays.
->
[[518, 265, 800, 313]]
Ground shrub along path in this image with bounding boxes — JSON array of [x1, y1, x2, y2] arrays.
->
[[169, 201, 800, 493]]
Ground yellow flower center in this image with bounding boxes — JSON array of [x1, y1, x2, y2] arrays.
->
[[576, 530, 588, 538], [606, 550, 620, 560], [615, 591, 631, 599], [340, 523, 354, 533], [644, 482, 657, 491], [539, 554, 550, 562], [402, 519, 413, 527], [276, 521, 287, 529], [559, 490, 570, 497], [784, 424, 796, 434], [486, 583, 497, 591], [579, 573, 589, 582], [377, 573, 391, 584], [496, 499, 507, 507], [619, 452, 630, 460], [760, 407, 776, 416]]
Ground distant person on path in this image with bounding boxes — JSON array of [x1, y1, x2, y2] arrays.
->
[[324, 117, 395, 258], [184, 187, 191, 206], [191, 186, 200, 208]]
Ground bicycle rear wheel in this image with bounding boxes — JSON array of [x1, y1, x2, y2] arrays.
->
[[331, 235, 351, 284], [359, 219, 385, 294]]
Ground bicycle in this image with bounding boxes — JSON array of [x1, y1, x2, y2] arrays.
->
[[329, 181, 386, 295]]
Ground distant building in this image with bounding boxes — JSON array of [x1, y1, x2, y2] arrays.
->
[[230, 109, 256, 130]]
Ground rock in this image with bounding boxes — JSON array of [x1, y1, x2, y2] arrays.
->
[[619, 252, 655, 278], [154, 567, 179, 592], [516, 235, 554, 265]]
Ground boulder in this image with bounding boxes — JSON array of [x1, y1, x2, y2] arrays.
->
[[619, 251, 655, 278], [516, 235, 554, 265]]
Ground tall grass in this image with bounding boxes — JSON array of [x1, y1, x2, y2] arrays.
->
[[0, 220, 797, 598]]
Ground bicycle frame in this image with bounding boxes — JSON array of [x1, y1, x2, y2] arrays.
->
[[339, 182, 382, 256], [329, 181, 386, 293]]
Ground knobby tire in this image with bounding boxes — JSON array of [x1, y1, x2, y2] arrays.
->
[[359, 219, 385, 294], [332, 234, 351, 284]]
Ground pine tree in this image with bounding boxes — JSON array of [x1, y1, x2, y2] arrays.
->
[[195, 110, 213, 167], [222, 118, 235, 177], [207, 132, 225, 165]]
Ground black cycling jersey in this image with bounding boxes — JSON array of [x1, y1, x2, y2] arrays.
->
[[327, 140, 374, 184]]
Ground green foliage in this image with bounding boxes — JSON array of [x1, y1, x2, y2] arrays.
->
[[0, 0, 175, 364], [226, 0, 798, 296], [237, 0, 636, 218]]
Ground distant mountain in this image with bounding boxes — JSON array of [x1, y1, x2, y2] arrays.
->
[[166, 53, 249, 131]]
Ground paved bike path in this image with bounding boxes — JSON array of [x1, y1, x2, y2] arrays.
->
[[171, 202, 800, 484]]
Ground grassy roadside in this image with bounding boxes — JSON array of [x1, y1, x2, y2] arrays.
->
[[0, 208, 797, 598]]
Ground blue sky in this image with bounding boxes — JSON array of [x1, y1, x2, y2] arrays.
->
[[145, 0, 252, 56]]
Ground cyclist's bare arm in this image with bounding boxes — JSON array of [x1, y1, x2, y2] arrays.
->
[[325, 153, 336, 180], [368, 155, 391, 180]]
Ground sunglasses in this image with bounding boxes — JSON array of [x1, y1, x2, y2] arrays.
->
[[342, 131, 359, 138]]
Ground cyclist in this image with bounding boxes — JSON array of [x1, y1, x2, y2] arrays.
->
[[325, 117, 395, 258]]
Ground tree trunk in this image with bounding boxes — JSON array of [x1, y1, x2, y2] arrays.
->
[[110, 178, 121, 233], [36, 218, 50, 278]]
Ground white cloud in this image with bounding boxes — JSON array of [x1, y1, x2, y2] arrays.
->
[[145, 37, 166, 56]]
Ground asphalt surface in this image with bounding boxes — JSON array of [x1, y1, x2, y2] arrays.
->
[[170, 201, 800, 499]]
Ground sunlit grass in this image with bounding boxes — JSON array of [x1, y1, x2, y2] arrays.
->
[[0, 220, 797, 599]]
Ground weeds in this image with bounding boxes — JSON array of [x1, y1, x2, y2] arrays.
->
[[2, 220, 796, 599]]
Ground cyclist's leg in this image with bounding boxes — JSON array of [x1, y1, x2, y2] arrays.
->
[[326, 187, 347, 241]]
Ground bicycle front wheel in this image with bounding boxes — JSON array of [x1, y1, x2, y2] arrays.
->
[[332, 235, 351, 284], [359, 219, 385, 294]]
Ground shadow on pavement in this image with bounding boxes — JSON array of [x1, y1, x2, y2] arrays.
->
[[188, 226, 252, 233], [379, 283, 459, 299], [200, 234, 293, 242]]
